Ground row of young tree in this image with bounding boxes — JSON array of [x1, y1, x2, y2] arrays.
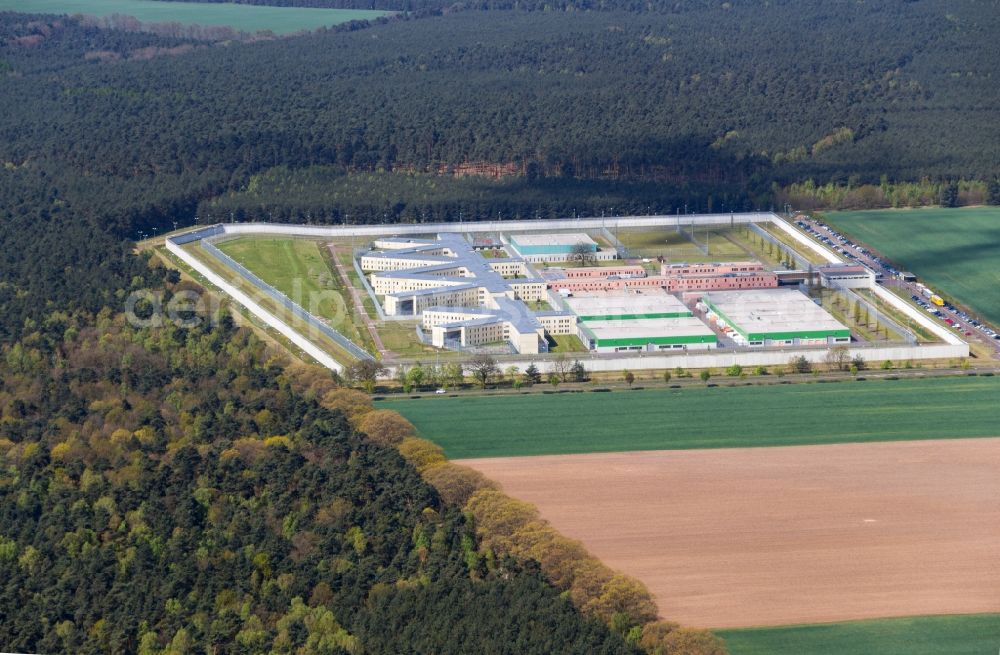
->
[[345, 350, 884, 395], [343, 355, 590, 393]]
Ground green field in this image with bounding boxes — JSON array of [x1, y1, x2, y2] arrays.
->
[[380, 376, 1000, 459], [616, 227, 751, 262], [825, 207, 1000, 325], [719, 614, 1000, 655], [216, 237, 370, 349], [5, 0, 389, 34]]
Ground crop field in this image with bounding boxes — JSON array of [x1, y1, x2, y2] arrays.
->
[[379, 376, 1000, 459], [2, 0, 389, 34], [825, 207, 1000, 325], [462, 439, 1000, 628], [216, 237, 370, 348], [719, 613, 1000, 655]]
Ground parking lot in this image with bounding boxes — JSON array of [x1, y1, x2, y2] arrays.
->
[[792, 215, 1000, 357]]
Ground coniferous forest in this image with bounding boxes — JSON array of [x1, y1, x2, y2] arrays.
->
[[1, 1, 999, 652]]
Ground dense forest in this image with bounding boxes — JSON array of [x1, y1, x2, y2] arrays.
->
[[3, 1, 1000, 240], [151, 0, 777, 17], [202, 166, 753, 224], [0, 278, 642, 653]]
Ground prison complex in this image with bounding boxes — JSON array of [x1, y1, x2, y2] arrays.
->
[[359, 232, 852, 356]]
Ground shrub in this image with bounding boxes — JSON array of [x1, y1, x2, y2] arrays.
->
[[789, 356, 811, 374]]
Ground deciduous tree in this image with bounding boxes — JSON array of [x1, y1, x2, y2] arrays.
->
[[468, 354, 500, 389], [355, 409, 416, 446]]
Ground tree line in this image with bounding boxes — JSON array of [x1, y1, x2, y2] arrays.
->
[[322, 380, 727, 654]]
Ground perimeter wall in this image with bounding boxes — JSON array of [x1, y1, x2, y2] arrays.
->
[[164, 213, 970, 373]]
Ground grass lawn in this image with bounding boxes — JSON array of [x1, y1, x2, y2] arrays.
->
[[173, 242, 363, 365], [375, 320, 462, 359], [824, 207, 1000, 325], [379, 375, 1000, 459], [757, 223, 831, 266], [719, 613, 1000, 655], [616, 227, 749, 262], [3, 0, 389, 34], [548, 334, 588, 353], [216, 237, 371, 349]]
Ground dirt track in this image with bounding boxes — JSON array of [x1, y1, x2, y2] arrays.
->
[[458, 438, 1000, 628]]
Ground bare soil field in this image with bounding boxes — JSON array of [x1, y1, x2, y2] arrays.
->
[[458, 438, 1000, 628]]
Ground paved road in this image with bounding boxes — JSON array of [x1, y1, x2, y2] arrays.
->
[[793, 214, 1000, 359]]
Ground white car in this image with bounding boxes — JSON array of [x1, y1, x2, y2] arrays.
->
[[435, 389, 447, 394]]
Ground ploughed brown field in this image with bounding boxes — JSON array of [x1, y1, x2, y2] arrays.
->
[[457, 438, 1000, 628]]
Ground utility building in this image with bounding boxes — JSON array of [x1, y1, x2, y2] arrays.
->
[[700, 289, 851, 347], [565, 291, 717, 353]]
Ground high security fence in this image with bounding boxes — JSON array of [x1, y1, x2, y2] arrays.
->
[[200, 237, 374, 362]]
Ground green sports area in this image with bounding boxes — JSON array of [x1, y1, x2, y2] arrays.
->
[[380, 375, 1000, 459], [825, 207, 1000, 325], [3, 0, 389, 34], [719, 613, 1000, 655]]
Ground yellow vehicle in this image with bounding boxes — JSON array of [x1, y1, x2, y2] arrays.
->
[[930, 294, 945, 306]]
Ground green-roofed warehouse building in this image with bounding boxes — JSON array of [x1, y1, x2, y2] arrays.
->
[[701, 288, 851, 347], [565, 292, 717, 352]]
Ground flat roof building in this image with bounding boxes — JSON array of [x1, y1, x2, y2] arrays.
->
[[506, 232, 617, 263], [549, 270, 779, 294], [700, 288, 850, 347], [578, 317, 717, 352], [359, 233, 572, 354], [564, 292, 693, 321], [660, 261, 765, 276], [508, 232, 597, 254], [557, 265, 646, 279], [564, 290, 715, 352], [817, 264, 875, 289]]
